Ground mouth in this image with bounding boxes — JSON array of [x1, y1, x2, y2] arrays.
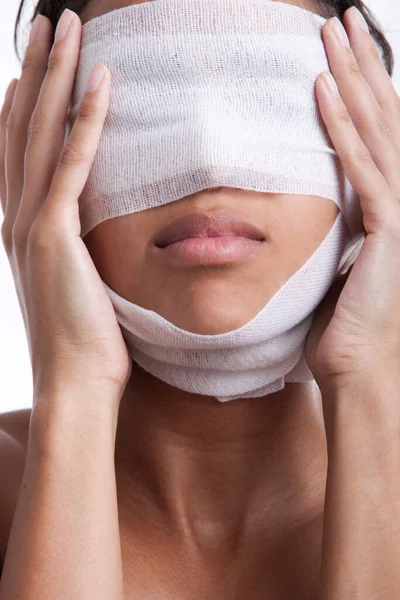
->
[[154, 211, 266, 248], [153, 211, 266, 265]]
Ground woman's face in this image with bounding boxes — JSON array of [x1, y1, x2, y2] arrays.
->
[[81, 0, 340, 335]]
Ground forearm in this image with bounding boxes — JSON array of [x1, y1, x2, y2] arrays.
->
[[0, 386, 124, 600], [318, 378, 400, 600]]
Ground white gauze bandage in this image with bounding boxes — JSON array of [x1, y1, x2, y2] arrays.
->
[[66, 0, 366, 402]]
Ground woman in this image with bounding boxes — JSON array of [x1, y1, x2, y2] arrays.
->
[[0, 0, 399, 598]]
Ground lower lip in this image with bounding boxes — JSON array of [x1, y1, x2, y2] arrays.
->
[[155, 236, 264, 265]]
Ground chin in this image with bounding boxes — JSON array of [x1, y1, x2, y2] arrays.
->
[[166, 290, 262, 335]]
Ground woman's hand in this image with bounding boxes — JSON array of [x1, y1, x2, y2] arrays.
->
[[304, 7, 400, 393], [0, 10, 132, 404], [302, 15, 400, 599]]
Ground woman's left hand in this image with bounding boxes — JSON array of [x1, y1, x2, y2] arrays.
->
[[304, 7, 400, 392]]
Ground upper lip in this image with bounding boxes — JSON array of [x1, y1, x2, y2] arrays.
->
[[154, 211, 266, 248]]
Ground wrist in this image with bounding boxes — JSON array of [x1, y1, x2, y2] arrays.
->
[[31, 383, 121, 454], [319, 374, 400, 445], [33, 369, 125, 414], [319, 368, 400, 400]]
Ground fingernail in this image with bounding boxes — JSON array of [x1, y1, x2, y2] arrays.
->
[[55, 9, 75, 42], [331, 17, 351, 48], [86, 64, 108, 93], [349, 7, 369, 32], [29, 14, 45, 44]]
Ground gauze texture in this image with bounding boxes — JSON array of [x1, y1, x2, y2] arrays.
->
[[66, 0, 366, 402]]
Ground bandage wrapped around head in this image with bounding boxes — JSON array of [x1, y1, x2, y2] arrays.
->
[[65, 0, 366, 402]]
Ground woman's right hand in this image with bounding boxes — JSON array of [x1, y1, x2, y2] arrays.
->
[[0, 10, 132, 406]]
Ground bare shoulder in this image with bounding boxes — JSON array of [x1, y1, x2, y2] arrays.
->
[[0, 408, 32, 566]]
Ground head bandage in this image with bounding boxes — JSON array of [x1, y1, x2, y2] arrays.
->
[[66, 0, 365, 402]]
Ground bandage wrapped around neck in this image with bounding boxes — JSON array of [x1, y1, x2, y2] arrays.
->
[[66, 0, 366, 402]]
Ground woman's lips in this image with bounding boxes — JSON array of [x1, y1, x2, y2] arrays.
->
[[154, 211, 266, 248], [154, 235, 264, 265]]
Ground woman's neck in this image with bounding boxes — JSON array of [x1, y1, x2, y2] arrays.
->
[[114, 361, 327, 549]]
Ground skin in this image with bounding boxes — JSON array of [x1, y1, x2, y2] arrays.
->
[[2, 0, 400, 594], [77, 0, 338, 595]]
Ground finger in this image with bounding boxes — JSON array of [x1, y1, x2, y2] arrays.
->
[[42, 64, 111, 237], [321, 17, 400, 198], [343, 7, 400, 160], [0, 79, 19, 217], [21, 10, 82, 229], [4, 15, 52, 226], [316, 71, 396, 233]]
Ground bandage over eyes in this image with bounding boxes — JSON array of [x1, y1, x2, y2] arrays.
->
[[66, 0, 366, 402]]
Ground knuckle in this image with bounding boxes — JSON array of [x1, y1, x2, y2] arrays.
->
[[375, 115, 392, 140], [47, 49, 64, 74], [339, 145, 370, 172], [354, 148, 373, 165], [27, 109, 48, 139], [366, 41, 381, 62], [59, 138, 85, 168], [353, 113, 392, 143], [78, 95, 98, 120], [336, 106, 352, 126], [346, 57, 361, 78], [21, 49, 37, 74]]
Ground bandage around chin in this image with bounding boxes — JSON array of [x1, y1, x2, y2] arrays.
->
[[66, 0, 366, 402]]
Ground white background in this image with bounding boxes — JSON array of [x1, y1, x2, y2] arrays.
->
[[1, 0, 400, 414]]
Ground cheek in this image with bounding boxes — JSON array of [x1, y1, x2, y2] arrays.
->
[[83, 216, 148, 293], [269, 196, 340, 273], [272, 196, 339, 239]]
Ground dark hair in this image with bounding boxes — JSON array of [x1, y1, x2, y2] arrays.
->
[[13, 0, 394, 76]]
